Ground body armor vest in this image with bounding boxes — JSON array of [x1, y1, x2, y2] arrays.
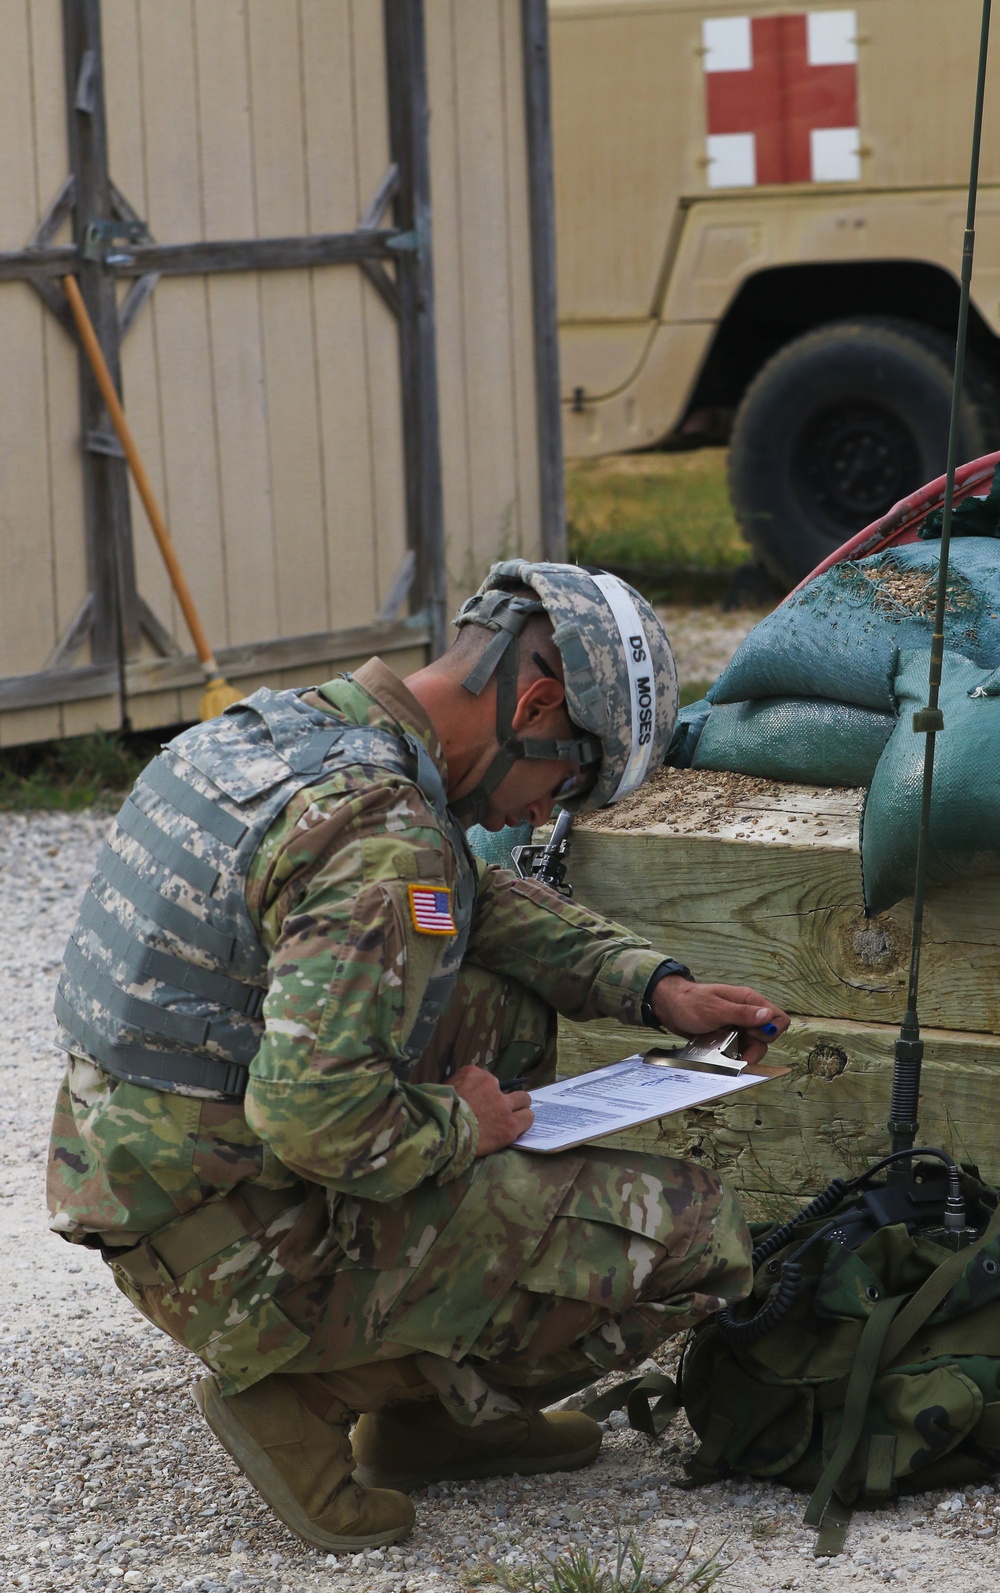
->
[[55, 687, 476, 1100]]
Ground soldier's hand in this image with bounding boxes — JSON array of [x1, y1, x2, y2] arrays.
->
[[650, 979, 789, 1067], [451, 1064, 534, 1156]]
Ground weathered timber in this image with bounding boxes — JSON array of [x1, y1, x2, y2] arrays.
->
[[0, 244, 78, 281], [108, 229, 411, 277], [0, 230, 411, 284], [558, 1013, 1000, 1199], [385, 0, 448, 657], [521, 0, 567, 561], [571, 773, 1000, 1036], [0, 618, 429, 713], [63, 0, 141, 664]]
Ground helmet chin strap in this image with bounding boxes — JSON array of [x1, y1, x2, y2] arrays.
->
[[450, 592, 600, 825]]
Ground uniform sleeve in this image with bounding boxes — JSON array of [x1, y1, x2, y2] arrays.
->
[[244, 793, 479, 1200], [466, 861, 666, 1025]]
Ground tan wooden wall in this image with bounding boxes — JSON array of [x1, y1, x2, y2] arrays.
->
[[0, 0, 544, 746]]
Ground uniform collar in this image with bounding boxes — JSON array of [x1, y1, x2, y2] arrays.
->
[[317, 657, 449, 786]]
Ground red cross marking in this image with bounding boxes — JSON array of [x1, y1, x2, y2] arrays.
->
[[706, 15, 858, 184]]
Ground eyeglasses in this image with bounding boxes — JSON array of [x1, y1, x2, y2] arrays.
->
[[551, 766, 598, 803]]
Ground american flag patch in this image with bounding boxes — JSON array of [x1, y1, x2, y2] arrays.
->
[[408, 884, 457, 936]]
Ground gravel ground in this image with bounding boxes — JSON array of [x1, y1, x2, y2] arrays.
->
[[654, 604, 766, 690], [4, 629, 1000, 1592]]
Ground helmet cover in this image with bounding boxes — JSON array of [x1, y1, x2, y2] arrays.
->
[[457, 560, 678, 811]]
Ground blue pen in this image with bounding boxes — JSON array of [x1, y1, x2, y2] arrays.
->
[[761, 1021, 779, 1039]]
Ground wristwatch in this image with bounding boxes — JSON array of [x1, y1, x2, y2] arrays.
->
[[640, 958, 695, 1029]]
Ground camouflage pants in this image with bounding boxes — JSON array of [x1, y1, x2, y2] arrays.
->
[[273, 962, 753, 1423], [112, 962, 751, 1421]]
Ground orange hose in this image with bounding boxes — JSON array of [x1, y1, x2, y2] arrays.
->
[[63, 274, 218, 673]]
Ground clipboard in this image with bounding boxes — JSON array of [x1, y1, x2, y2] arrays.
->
[[514, 1029, 789, 1154]]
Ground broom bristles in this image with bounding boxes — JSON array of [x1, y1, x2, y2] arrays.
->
[[199, 676, 244, 721]]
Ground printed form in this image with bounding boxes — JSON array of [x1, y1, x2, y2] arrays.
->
[[514, 1055, 777, 1153]]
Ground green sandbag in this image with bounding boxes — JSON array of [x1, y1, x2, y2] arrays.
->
[[692, 697, 894, 787], [710, 539, 1000, 713], [466, 821, 532, 871], [861, 649, 1000, 914], [665, 698, 713, 769]]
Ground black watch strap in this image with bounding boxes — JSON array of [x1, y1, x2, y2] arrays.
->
[[640, 958, 695, 1029]]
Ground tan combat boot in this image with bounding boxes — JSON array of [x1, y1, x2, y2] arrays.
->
[[352, 1396, 603, 1491], [193, 1360, 430, 1551]]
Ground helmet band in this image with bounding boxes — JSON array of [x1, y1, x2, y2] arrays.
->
[[449, 590, 599, 824], [589, 572, 657, 801]]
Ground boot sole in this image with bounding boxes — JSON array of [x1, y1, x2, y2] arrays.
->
[[192, 1377, 413, 1552], [354, 1432, 603, 1493]]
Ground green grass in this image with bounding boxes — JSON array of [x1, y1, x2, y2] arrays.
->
[[566, 449, 748, 602], [0, 728, 164, 812], [679, 682, 714, 709], [465, 1531, 728, 1593]]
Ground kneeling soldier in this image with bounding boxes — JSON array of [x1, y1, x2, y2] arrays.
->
[[47, 562, 787, 1551]]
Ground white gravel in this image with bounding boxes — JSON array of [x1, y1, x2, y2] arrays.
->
[[4, 804, 1000, 1593], [655, 604, 766, 693]]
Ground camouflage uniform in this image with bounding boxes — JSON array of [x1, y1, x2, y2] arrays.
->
[[48, 659, 750, 1422]]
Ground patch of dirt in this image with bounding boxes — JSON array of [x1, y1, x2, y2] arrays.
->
[[578, 765, 849, 836], [859, 561, 976, 617]]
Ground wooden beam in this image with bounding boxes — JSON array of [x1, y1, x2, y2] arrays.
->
[[384, 0, 448, 657], [27, 176, 78, 334], [117, 273, 159, 340], [42, 593, 94, 671], [107, 229, 413, 277], [34, 175, 78, 248], [0, 231, 412, 285], [521, 0, 567, 561], [26, 178, 78, 332], [558, 1013, 1000, 1201], [361, 260, 401, 320], [0, 244, 78, 281], [377, 549, 417, 622], [360, 163, 400, 229], [109, 180, 159, 341], [137, 597, 183, 659], [62, 0, 140, 669], [569, 769, 1000, 1037], [0, 617, 430, 713]]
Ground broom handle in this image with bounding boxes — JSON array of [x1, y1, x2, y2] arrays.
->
[[62, 274, 220, 676]]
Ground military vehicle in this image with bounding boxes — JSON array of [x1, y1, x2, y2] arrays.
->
[[550, 0, 1000, 584]]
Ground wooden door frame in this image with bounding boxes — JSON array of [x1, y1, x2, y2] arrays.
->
[[0, 0, 565, 723]]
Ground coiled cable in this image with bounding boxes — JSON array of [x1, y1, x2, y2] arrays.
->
[[716, 1148, 967, 1345]]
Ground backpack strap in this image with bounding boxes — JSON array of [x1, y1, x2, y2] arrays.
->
[[813, 1494, 853, 1559], [579, 1371, 680, 1437], [684, 1412, 737, 1485], [878, 1198, 1000, 1369], [804, 1292, 907, 1554], [864, 1431, 898, 1498], [812, 1428, 901, 1556]]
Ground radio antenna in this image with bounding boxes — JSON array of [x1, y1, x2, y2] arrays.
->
[[888, 0, 993, 1168]]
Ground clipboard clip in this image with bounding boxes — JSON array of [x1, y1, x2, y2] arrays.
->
[[644, 1027, 748, 1076]]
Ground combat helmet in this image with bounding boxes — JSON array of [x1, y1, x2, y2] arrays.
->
[[452, 559, 678, 822]]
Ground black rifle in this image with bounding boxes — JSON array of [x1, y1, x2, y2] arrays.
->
[[510, 808, 573, 897]]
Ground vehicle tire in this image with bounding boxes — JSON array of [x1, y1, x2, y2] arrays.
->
[[728, 317, 1000, 589]]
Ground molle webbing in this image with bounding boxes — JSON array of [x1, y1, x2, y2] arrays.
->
[[55, 687, 475, 1100], [99, 845, 237, 965], [78, 891, 265, 1019], [140, 756, 250, 845], [116, 795, 222, 896], [54, 986, 252, 1099]]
